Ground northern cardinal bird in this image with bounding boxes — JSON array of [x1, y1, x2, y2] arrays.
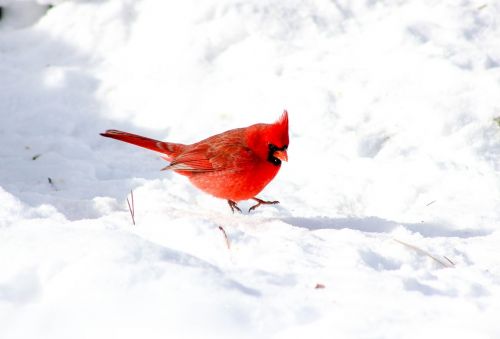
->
[[100, 111, 289, 212]]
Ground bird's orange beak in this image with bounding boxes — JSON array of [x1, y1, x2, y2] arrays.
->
[[274, 150, 288, 162]]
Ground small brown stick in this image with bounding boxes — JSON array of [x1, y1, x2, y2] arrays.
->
[[127, 190, 136, 226], [443, 256, 455, 266], [314, 283, 326, 289], [218, 226, 231, 249], [394, 239, 454, 268], [48, 177, 58, 191]]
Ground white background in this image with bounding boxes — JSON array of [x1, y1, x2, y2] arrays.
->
[[1, 1, 500, 338]]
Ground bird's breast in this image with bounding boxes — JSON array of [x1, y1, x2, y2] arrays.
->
[[186, 161, 280, 201]]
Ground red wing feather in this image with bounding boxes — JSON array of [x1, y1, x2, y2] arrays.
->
[[166, 145, 216, 172], [166, 128, 255, 173]]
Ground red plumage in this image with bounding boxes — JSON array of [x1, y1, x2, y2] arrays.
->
[[100, 111, 289, 212]]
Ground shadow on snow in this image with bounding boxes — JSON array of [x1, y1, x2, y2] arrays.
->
[[281, 216, 490, 238]]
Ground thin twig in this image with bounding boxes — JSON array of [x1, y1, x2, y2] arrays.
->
[[443, 256, 455, 266], [127, 190, 136, 226], [48, 177, 58, 191], [394, 238, 454, 268], [218, 226, 230, 249]]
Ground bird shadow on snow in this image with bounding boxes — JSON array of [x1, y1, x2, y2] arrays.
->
[[281, 216, 490, 238]]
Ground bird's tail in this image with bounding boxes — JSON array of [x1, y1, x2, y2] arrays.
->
[[100, 129, 186, 160]]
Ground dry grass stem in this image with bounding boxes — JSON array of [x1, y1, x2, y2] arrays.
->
[[394, 238, 455, 268], [127, 190, 136, 226], [218, 226, 231, 249]]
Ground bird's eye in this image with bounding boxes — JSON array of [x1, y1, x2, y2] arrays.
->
[[267, 143, 282, 166], [283, 145, 288, 150]]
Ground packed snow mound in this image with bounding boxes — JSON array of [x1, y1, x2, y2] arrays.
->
[[1, 1, 500, 338]]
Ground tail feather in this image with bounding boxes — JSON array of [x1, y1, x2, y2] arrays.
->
[[100, 129, 185, 159]]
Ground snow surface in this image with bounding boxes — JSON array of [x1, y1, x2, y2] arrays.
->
[[1, 0, 500, 338]]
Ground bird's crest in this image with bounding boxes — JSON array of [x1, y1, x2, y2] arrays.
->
[[271, 110, 289, 146]]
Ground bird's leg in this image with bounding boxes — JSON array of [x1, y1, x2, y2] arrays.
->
[[227, 200, 242, 213], [248, 197, 280, 212]]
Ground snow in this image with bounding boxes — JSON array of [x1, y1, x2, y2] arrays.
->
[[1, 0, 500, 338]]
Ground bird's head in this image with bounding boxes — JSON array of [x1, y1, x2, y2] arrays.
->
[[247, 110, 289, 166]]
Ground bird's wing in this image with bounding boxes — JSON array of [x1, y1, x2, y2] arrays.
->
[[165, 129, 255, 173]]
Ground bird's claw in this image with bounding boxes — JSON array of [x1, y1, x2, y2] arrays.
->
[[227, 200, 242, 213], [248, 197, 280, 212]]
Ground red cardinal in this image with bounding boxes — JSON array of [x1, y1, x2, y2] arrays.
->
[[100, 111, 289, 212]]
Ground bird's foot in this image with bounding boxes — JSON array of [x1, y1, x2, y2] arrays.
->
[[227, 200, 242, 213], [248, 197, 280, 212]]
